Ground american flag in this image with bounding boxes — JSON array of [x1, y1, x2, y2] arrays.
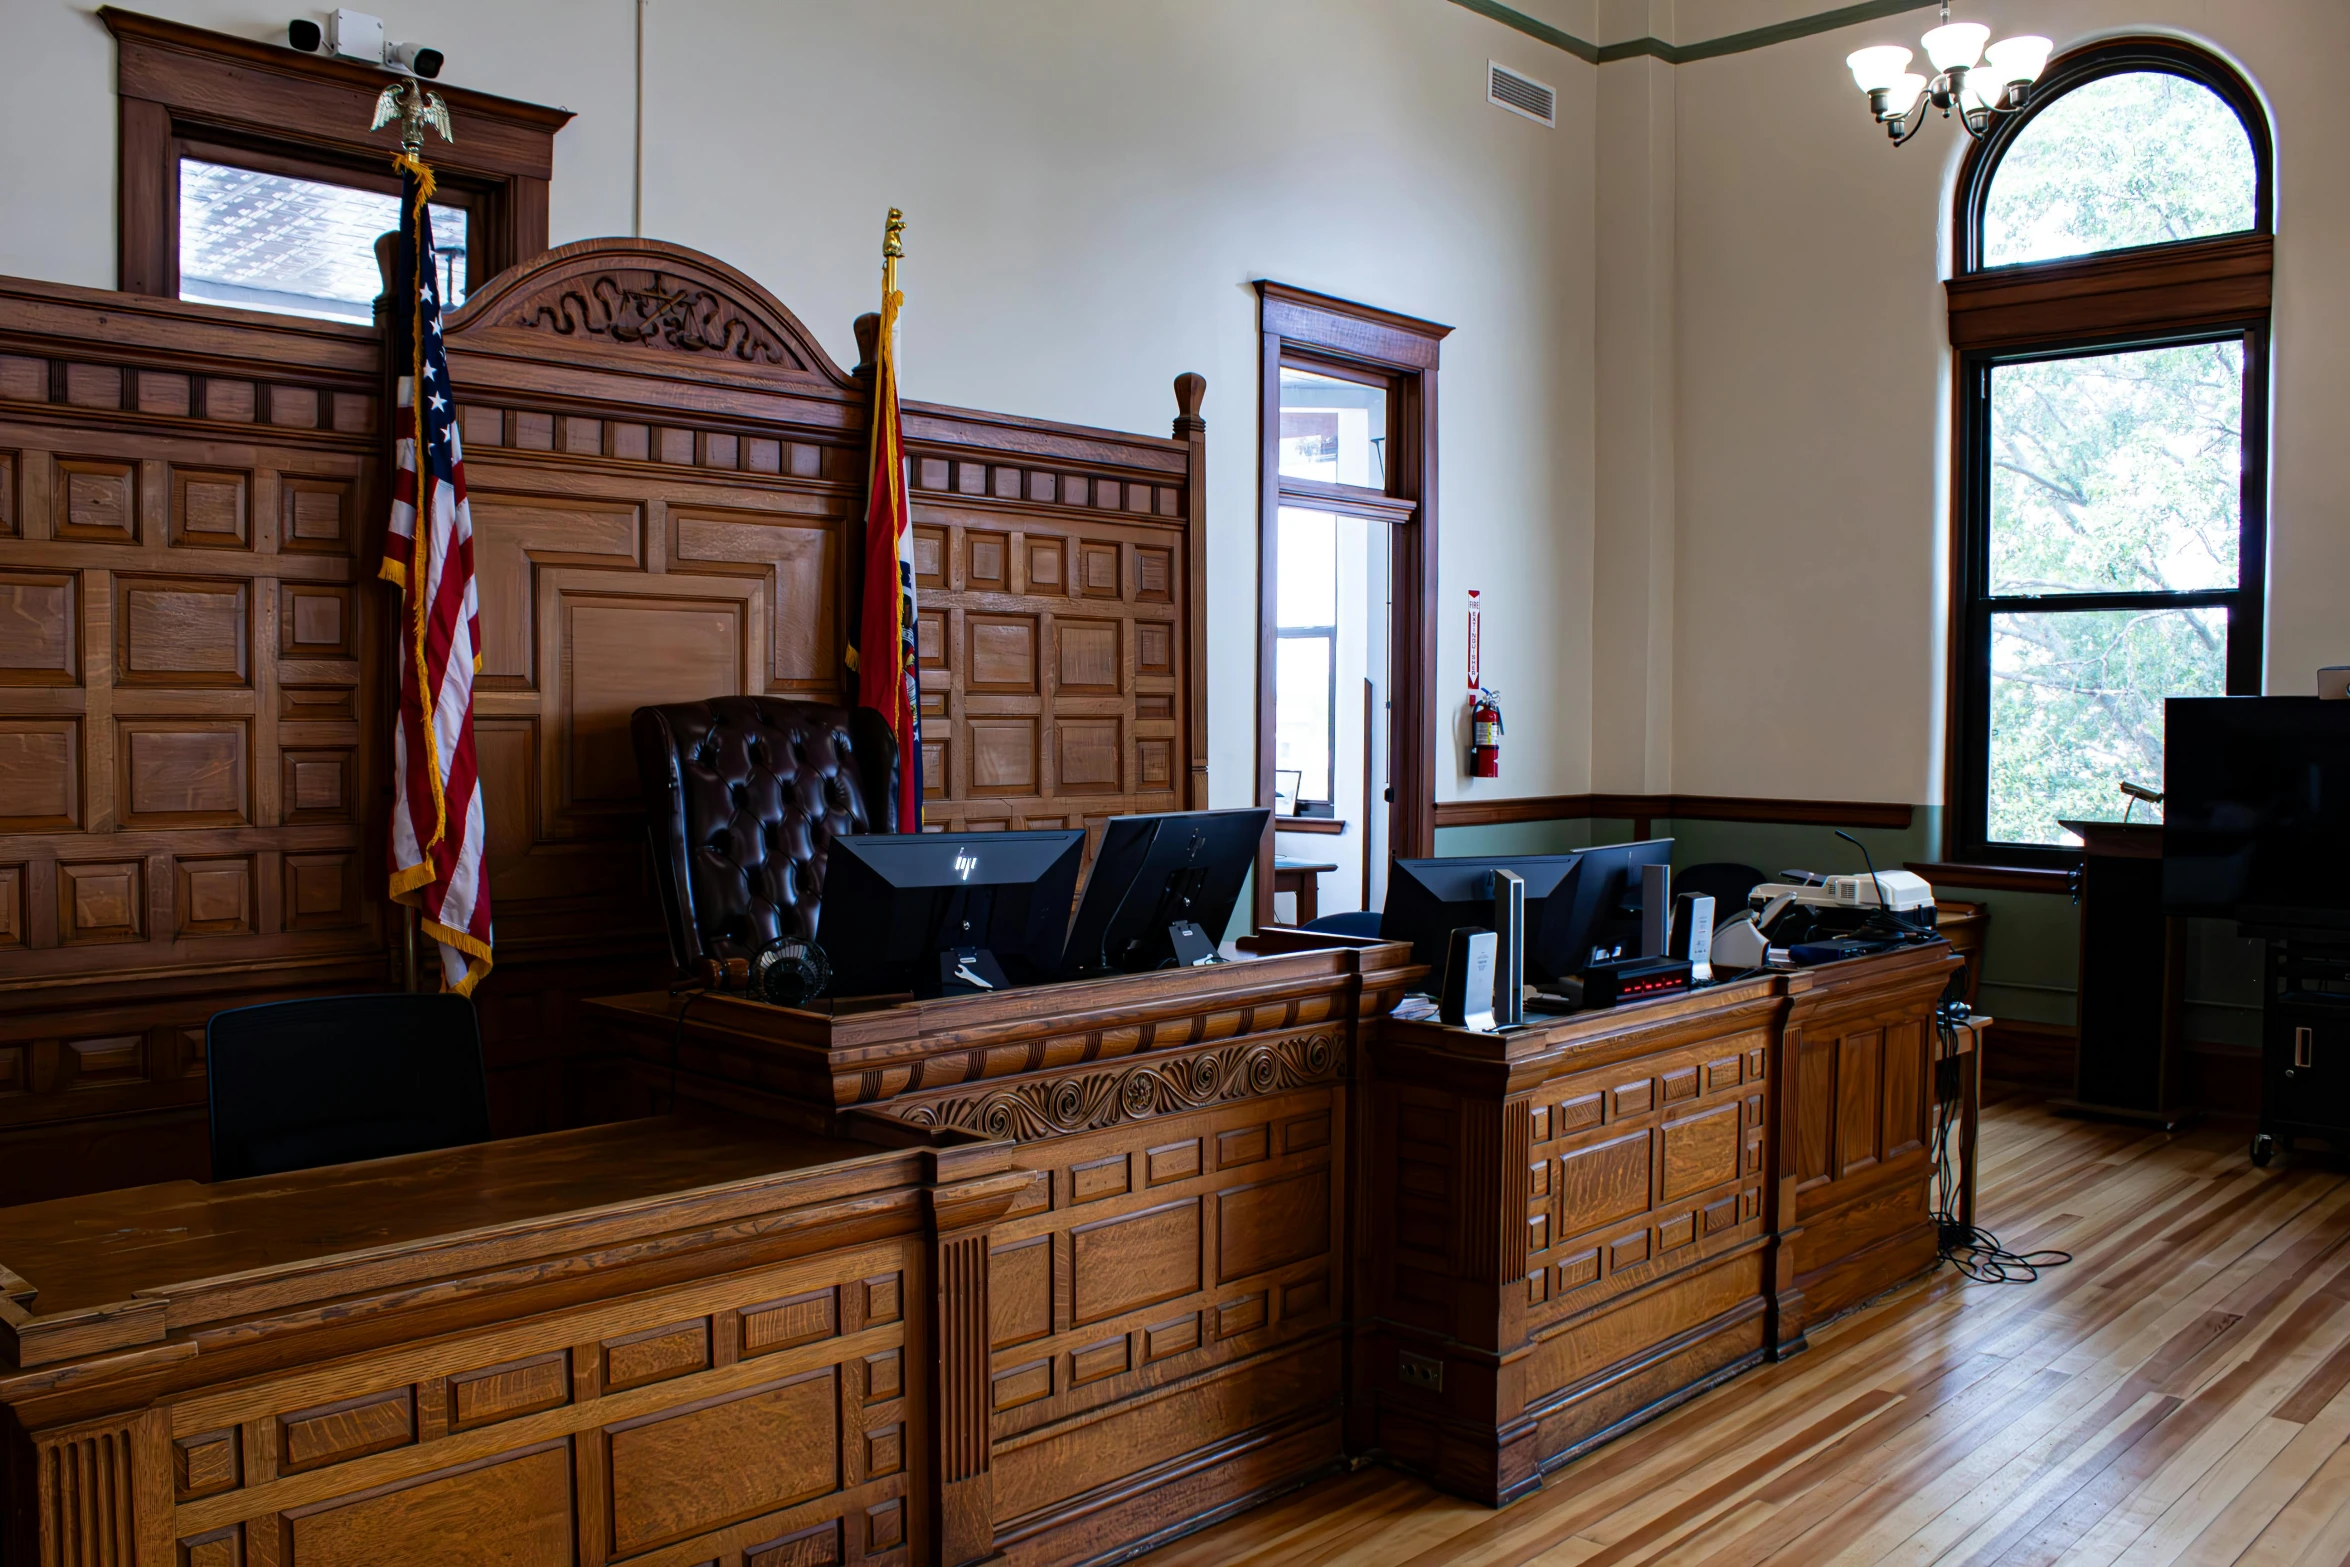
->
[[381, 156, 492, 993]]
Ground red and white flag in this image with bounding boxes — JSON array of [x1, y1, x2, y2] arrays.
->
[[380, 153, 492, 994]]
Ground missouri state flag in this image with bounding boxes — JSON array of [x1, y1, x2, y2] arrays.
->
[[853, 211, 922, 831]]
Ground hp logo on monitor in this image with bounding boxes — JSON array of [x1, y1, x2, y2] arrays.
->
[[954, 849, 978, 881]]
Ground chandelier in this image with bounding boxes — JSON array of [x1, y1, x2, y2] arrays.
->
[[1846, 4, 2052, 145]]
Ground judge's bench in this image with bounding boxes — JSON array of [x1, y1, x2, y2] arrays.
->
[[0, 234, 1960, 1567]]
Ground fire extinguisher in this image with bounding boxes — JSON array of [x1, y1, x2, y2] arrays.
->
[[1470, 687, 1504, 778]]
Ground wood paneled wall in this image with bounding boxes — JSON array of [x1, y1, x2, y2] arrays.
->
[[0, 239, 1209, 1203]]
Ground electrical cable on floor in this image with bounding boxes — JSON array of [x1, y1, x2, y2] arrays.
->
[[1933, 1011, 2074, 1283]]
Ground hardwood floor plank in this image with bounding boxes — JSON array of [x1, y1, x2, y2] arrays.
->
[[1132, 1101, 2350, 1567]]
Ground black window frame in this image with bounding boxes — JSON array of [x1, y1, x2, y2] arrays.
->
[[1947, 38, 2273, 870]]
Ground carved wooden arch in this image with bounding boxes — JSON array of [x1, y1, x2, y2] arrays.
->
[[444, 237, 856, 391]]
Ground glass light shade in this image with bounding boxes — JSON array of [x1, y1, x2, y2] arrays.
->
[[1847, 44, 1913, 94], [1921, 20, 1990, 70], [1966, 70, 2005, 110], [1890, 73, 1929, 111], [1983, 33, 2054, 84]]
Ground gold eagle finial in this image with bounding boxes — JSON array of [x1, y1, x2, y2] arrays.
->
[[372, 80, 455, 152]]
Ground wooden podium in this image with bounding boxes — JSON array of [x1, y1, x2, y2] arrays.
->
[[2055, 820, 2189, 1128]]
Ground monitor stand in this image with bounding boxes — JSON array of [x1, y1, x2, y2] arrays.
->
[[931, 947, 1010, 997], [1167, 921, 1222, 968]]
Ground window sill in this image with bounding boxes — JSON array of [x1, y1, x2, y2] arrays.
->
[[1906, 861, 2074, 895], [1275, 817, 1347, 836]]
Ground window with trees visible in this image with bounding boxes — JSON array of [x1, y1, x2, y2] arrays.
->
[[1948, 39, 2271, 865]]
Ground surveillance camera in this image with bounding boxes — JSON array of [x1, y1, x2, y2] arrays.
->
[[288, 18, 322, 51], [386, 40, 444, 79]]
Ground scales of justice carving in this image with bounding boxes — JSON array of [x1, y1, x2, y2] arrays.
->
[[894, 1031, 1343, 1142], [514, 274, 804, 366]]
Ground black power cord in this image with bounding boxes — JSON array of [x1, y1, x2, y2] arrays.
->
[[1932, 1007, 2073, 1283]]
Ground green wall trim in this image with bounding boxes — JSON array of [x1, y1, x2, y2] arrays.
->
[[1451, 0, 1937, 66]]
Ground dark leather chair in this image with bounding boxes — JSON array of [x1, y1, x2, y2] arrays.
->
[[631, 696, 899, 975], [206, 994, 490, 1180]]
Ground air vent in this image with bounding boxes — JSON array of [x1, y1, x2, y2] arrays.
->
[[1488, 62, 1556, 127]]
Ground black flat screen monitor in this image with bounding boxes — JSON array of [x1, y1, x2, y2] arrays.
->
[[1380, 852, 1585, 983], [1550, 838, 1675, 967], [820, 829, 1085, 996], [1063, 808, 1269, 976], [2164, 697, 2350, 928]]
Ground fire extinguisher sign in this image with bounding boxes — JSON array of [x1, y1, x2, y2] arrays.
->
[[1466, 589, 1482, 690]]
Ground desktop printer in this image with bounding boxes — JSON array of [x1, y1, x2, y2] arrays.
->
[[1713, 869, 1936, 969]]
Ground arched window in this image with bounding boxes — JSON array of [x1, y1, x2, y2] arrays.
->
[[1944, 39, 2271, 865]]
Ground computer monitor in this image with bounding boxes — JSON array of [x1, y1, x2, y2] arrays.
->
[[1063, 808, 1269, 976], [1380, 853, 1585, 983], [1546, 838, 1675, 970], [819, 829, 1085, 997]]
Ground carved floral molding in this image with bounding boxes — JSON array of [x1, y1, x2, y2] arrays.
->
[[894, 1031, 1342, 1142]]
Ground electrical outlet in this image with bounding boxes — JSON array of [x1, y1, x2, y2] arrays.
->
[[1397, 1351, 1444, 1392]]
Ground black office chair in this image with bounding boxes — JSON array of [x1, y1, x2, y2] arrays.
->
[[1673, 863, 1768, 925], [1303, 910, 1383, 938], [205, 994, 492, 1181]]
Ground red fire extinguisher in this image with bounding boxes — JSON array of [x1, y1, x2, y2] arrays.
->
[[1470, 687, 1504, 778]]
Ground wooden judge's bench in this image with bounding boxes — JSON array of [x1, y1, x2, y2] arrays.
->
[[0, 940, 1957, 1566]]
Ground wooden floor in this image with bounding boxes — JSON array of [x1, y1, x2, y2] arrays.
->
[[1137, 1093, 2350, 1567]]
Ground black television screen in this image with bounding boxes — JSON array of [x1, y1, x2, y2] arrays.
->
[[2163, 697, 2350, 926]]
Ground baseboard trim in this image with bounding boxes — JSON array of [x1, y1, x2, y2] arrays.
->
[[1434, 793, 1915, 831]]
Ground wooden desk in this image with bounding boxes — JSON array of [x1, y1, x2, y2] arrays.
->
[[0, 1114, 1027, 1567], [2057, 819, 2188, 1127], [1358, 943, 1959, 1504], [1272, 857, 1340, 925]]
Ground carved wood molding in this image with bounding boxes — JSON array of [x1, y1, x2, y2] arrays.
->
[[511, 273, 807, 368], [890, 1031, 1343, 1143]]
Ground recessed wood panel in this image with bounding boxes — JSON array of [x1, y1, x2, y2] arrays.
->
[[1137, 738, 1173, 790], [59, 860, 143, 944], [912, 526, 945, 590], [176, 855, 254, 936], [281, 1439, 573, 1567], [1058, 719, 1121, 794], [1056, 620, 1118, 693], [967, 530, 1007, 587], [991, 1235, 1052, 1349], [280, 582, 351, 659], [671, 511, 839, 686], [602, 1318, 710, 1393], [173, 1428, 240, 1502], [1071, 1153, 1130, 1204], [280, 476, 354, 554], [468, 497, 643, 685], [1136, 546, 1174, 602], [282, 850, 358, 930], [120, 721, 248, 826], [0, 359, 40, 402], [53, 457, 135, 542], [1661, 1103, 1741, 1202], [0, 449, 15, 535], [1028, 538, 1063, 589], [272, 386, 320, 428], [969, 615, 1038, 693], [921, 736, 948, 801], [740, 1288, 838, 1356], [1218, 1167, 1330, 1283], [864, 1348, 902, 1403], [0, 864, 20, 948], [1071, 1335, 1131, 1386], [1839, 1029, 1884, 1177], [281, 749, 353, 824], [1144, 1313, 1199, 1362], [208, 381, 256, 423], [1136, 621, 1173, 678], [1558, 1128, 1652, 1238], [169, 467, 249, 549], [1071, 1196, 1201, 1324], [993, 1358, 1052, 1411], [864, 1273, 902, 1325], [279, 1386, 415, 1473], [867, 1499, 904, 1554], [446, 1352, 570, 1432], [0, 571, 76, 685], [1078, 541, 1120, 597], [118, 577, 247, 686], [968, 718, 1037, 796], [865, 1422, 903, 1479], [565, 597, 742, 807], [916, 610, 946, 670], [748, 1520, 841, 1567], [475, 718, 537, 897], [279, 684, 356, 721], [66, 364, 120, 409], [1146, 1138, 1202, 1186], [67, 1035, 143, 1088]]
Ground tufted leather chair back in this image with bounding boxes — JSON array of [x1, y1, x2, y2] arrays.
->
[[631, 696, 900, 974]]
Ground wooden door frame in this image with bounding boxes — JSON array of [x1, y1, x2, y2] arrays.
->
[[1253, 282, 1449, 928]]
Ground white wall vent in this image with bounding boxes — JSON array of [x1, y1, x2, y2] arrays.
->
[[1487, 62, 1556, 127]]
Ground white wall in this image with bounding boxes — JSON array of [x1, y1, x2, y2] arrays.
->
[[0, 0, 1602, 814], [1661, 0, 2350, 805]]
